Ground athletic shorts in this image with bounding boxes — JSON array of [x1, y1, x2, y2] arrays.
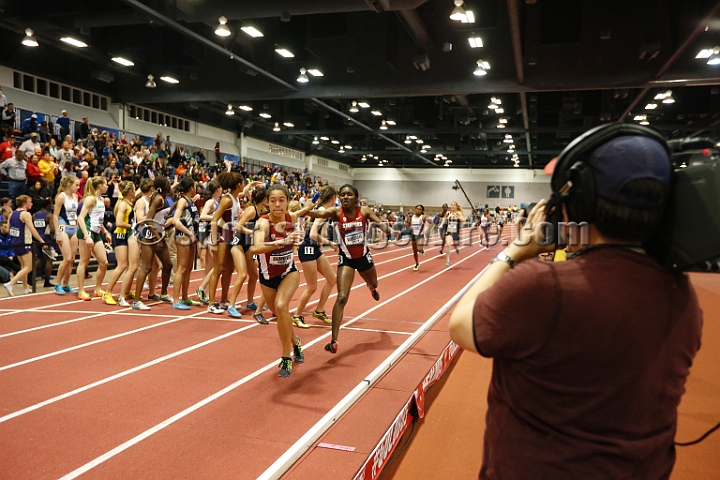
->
[[77, 229, 103, 243], [112, 229, 134, 248], [231, 230, 253, 252], [13, 245, 31, 256], [338, 251, 374, 272], [298, 243, 323, 262], [258, 265, 298, 290], [198, 222, 210, 245], [219, 225, 234, 245], [410, 233, 424, 243], [445, 231, 460, 242], [58, 222, 78, 238]]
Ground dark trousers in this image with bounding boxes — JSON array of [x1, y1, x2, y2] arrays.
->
[[8, 180, 26, 207]]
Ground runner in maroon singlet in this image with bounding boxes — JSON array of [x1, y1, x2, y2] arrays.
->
[[305, 184, 389, 354]]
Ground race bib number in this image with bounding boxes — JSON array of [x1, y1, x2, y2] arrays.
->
[[304, 246, 315, 256], [58, 225, 66, 233], [67, 211, 77, 224], [9, 227, 19, 237], [338, 255, 344, 265], [269, 250, 293, 266], [447, 223, 458, 233], [115, 233, 126, 240], [366, 252, 374, 264], [34, 220, 45, 228], [231, 234, 241, 246], [345, 231, 364, 246], [199, 224, 207, 233]]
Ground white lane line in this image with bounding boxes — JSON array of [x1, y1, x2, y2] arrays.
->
[[0, 319, 259, 424], [57, 248, 485, 480], [341, 326, 413, 336]]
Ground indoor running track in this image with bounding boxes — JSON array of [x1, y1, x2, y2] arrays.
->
[[0, 229, 504, 479]]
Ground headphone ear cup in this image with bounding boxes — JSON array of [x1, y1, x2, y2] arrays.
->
[[565, 162, 596, 223]]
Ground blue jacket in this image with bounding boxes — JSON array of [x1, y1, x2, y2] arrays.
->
[[0, 232, 15, 257]]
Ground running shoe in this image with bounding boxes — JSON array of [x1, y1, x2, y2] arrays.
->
[[456, 248, 460, 254], [147, 294, 160, 300], [183, 298, 202, 306], [485, 246, 490, 251], [325, 340, 338, 354], [312, 310, 332, 325], [54, 284, 66, 295], [208, 302, 225, 314], [227, 306, 242, 318], [132, 301, 151, 311], [446, 260, 450, 266], [94, 289, 105, 298], [254, 312, 269, 325], [172, 302, 191, 310], [42, 248, 58, 260], [413, 264, 419, 271], [219, 301, 230, 310], [118, 297, 131, 307], [23, 288, 32, 295], [246, 301, 258, 310], [422, 249, 426, 255], [292, 315, 310, 329], [159, 294, 174, 303], [43, 281, 56, 288], [102, 293, 117, 305], [370, 288, 380, 301], [125, 292, 135, 300], [3, 282, 13, 297], [293, 336, 305, 363], [63, 285, 78, 294], [196, 287, 208, 305], [278, 357, 293, 378], [439, 249, 444, 255], [78, 291, 91, 301]]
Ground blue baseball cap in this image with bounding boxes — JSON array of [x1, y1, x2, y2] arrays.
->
[[589, 135, 671, 209]]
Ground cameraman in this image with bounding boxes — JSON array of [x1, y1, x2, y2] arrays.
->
[[449, 134, 702, 479]]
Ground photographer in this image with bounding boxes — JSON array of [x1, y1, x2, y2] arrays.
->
[[449, 131, 702, 479]]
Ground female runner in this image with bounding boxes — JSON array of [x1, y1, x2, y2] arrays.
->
[[76, 177, 111, 300], [292, 186, 337, 328], [171, 177, 201, 310], [133, 176, 174, 309], [407, 204, 426, 271], [3, 195, 46, 296], [442, 201, 465, 266], [52, 175, 80, 295], [305, 184, 389, 354], [479, 208, 490, 250], [226, 186, 269, 318], [437, 203, 449, 253], [250, 184, 310, 377], [196, 180, 221, 304], [133, 178, 157, 301], [103, 181, 138, 305]]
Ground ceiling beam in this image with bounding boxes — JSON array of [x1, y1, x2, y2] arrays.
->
[[619, 0, 720, 122], [506, 0, 533, 166]]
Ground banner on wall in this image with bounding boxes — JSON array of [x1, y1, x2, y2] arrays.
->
[[486, 185, 501, 198], [501, 185, 515, 199]]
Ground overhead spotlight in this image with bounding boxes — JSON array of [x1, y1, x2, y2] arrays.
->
[[662, 92, 675, 104], [259, 112, 272, 119], [297, 68, 309, 83], [112, 56, 134, 66], [640, 120, 650, 125], [645, 103, 658, 110], [421, 148, 427, 153], [145, 74, 156, 88], [465, 10, 476, 23], [444, 163, 450, 167], [283, 122, 294, 127], [450, 0, 467, 22], [349, 101, 359, 113], [499, 118, 508, 124], [360, 156, 367, 162], [22, 28, 38, 47], [497, 124, 506, 128], [445, 159, 452, 164], [307, 69, 323, 77], [160, 76, 179, 84], [275, 48, 294, 58], [312, 136, 319, 145], [273, 122, 281, 132], [708, 53, 720, 65], [241, 26, 263, 38], [358, 102, 371, 108], [404, 137, 412, 144], [416, 139, 424, 143], [495, 108, 504, 114], [320, 136, 330, 141], [60, 37, 88, 48], [468, 37, 483, 48], [225, 104, 234, 115], [339, 148, 345, 153], [239, 105, 253, 111], [345, 145, 353, 149], [474, 59, 491, 76], [379, 120, 388, 130], [386, 120, 396, 126], [331, 139, 340, 144], [378, 162, 384, 166], [215, 16, 231, 36], [513, 163, 519, 168], [633, 114, 646, 121], [371, 110, 383, 116]]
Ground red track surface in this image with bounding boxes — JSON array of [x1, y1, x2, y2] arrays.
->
[[0, 231, 502, 479]]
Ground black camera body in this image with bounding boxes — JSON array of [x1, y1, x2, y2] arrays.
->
[[547, 124, 720, 272]]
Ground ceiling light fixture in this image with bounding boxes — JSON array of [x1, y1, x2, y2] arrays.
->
[[345, 145, 353, 150], [145, 74, 156, 88], [474, 59, 491, 76], [450, 0, 467, 22], [645, 103, 658, 109], [160, 76, 179, 84], [273, 122, 281, 132], [349, 101, 359, 113], [241, 26, 263, 38], [504, 134, 513, 142], [225, 104, 234, 115], [307, 69, 323, 77], [371, 110, 383, 116], [378, 162, 384, 166], [22, 28, 38, 47], [259, 112, 272, 119], [379, 120, 388, 130], [497, 124, 506, 128], [297, 68, 309, 83], [275, 48, 294, 58], [416, 139, 424, 144], [358, 102, 371, 108], [421, 149, 427, 153], [61, 37, 88, 48], [331, 139, 340, 144], [640, 120, 650, 125], [386, 119, 396, 126], [404, 137, 412, 144], [495, 108, 504, 114], [465, 10, 476, 23], [239, 105, 253, 111], [283, 122, 294, 127], [320, 136, 330, 141], [662, 92, 675, 104], [312, 137, 319, 144], [708, 52, 720, 65], [339, 148, 345, 153], [215, 16, 231, 36], [111, 56, 134, 66], [499, 118, 508, 124], [633, 114, 646, 121], [468, 37, 483, 48]]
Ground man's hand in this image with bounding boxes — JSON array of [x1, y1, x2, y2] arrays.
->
[[508, 199, 555, 263]]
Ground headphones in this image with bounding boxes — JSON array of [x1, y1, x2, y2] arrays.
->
[[545, 123, 671, 239]]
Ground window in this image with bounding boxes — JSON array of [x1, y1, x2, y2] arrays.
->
[[49, 82, 59, 98], [100, 97, 107, 111], [36, 79, 47, 96], [72, 89, 82, 104], [92, 94, 99, 109], [172, 117, 177, 129], [23, 75, 34, 92], [13, 71, 21, 89], [339, 164, 349, 171], [61, 86, 71, 102], [83, 92, 91, 106]]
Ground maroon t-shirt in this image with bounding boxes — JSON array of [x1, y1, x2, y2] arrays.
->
[[473, 247, 702, 480]]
